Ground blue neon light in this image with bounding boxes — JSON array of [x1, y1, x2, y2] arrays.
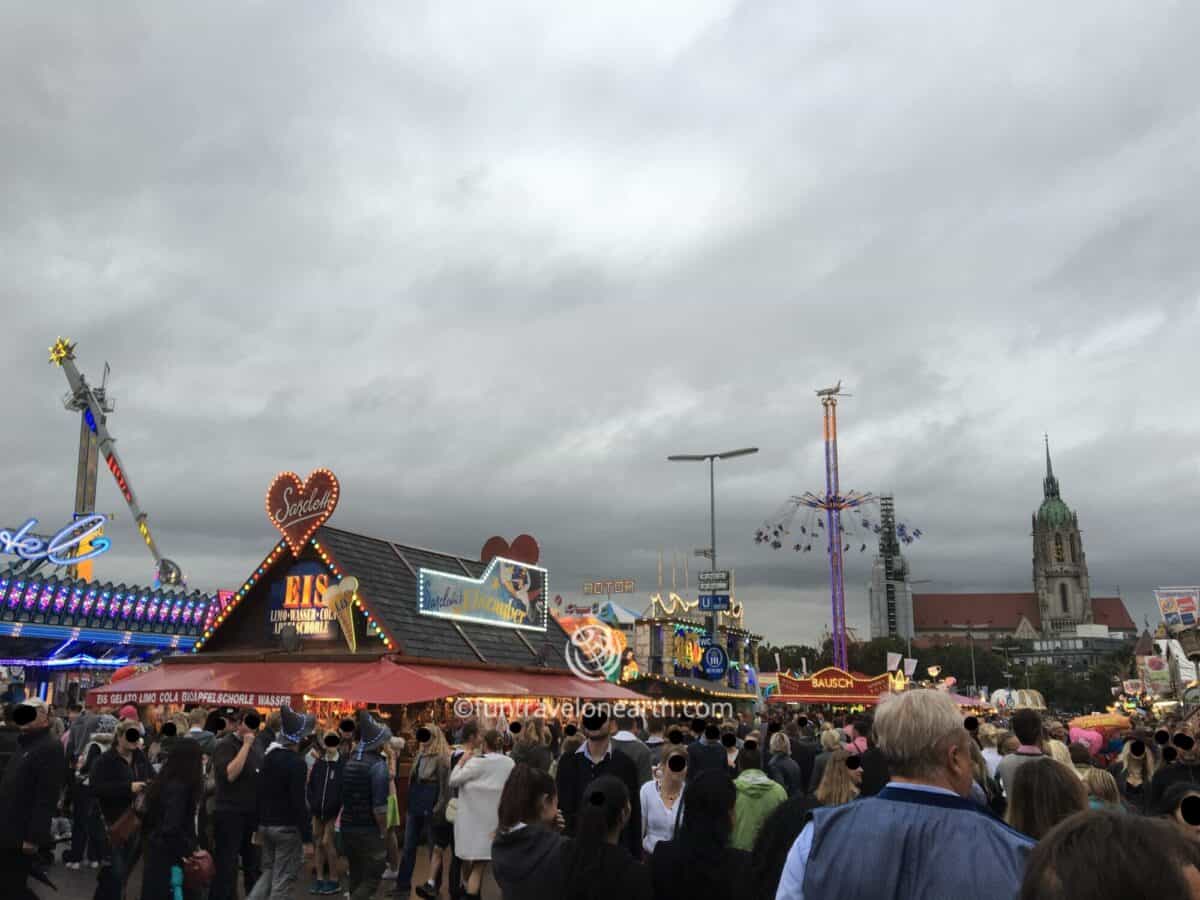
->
[[0, 620, 195, 649], [0, 654, 130, 668], [0, 515, 111, 566]]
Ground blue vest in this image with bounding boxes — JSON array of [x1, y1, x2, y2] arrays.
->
[[803, 787, 1034, 900]]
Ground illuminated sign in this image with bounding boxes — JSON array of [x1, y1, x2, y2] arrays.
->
[[419, 557, 548, 632], [265, 469, 340, 556], [322, 576, 359, 653], [1, 516, 111, 567], [105, 453, 133, 503], [771, 667, 893, 704], [584, 579, 635, 595], [267, 561, 338, 639]]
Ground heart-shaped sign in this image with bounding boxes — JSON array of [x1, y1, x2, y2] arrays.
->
[[266, 468, 340, 556], [480, 534, 540, 566]]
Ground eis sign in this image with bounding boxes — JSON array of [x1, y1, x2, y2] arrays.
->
[[267, 560, 338, 640]]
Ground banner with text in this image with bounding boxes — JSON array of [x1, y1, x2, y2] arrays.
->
[[419, 557, 548, 632]]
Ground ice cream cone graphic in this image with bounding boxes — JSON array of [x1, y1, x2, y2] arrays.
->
[[322, 576, 359, 653]]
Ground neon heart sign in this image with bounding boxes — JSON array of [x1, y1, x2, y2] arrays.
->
[[265, 468, 340, 556]]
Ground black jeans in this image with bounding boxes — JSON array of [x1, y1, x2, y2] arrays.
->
[[210, 809, 260, 900], [342, 829, 387, 900]]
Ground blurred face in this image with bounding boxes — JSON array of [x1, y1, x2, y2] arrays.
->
[[12, 704, 48, 733], [120, 727, 143, 753], [1176, 792, 1200, 841], [846, 755, 863, 785], [666, 752, 687, 779]]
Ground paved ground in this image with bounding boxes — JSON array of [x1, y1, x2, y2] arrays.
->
[[35, 852, 501, 900]]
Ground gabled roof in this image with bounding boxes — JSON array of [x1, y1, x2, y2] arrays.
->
[[1091, 597, 1137, 631], [913, 593, 1040, 631], [913, 591, 1137, 635], [316, 526, 571, 670]]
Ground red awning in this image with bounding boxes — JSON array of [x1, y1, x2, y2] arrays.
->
[[88, 658, 645, 706]]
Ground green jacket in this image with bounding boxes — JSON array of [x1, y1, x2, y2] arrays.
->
[[731, 768, 787, 851]]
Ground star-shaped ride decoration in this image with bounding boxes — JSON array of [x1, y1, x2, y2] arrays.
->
[[48, 336, 75, 366]]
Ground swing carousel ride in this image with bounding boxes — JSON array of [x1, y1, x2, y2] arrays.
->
[[755, 382, 922, 670]]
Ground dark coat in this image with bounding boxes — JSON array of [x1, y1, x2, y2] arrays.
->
[[650, 838, 751, 900], [790, 737, 819, 789], [90, 746, 153, 825], [491, 824, 566, 900], [555, 745, 642, 859], [561, 839, 653, 900], [0, 728, 65, 850], [686, 738, 729, 782], [141, 779, 199, 900], [766, 752, 805, 797]]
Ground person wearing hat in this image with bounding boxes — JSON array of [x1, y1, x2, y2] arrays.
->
[[91, 719, 153, 900], [212, 708, 265, 900], [248, 705, 316, 900], [554, 709, 642, 858], [0, 697, 66, 895], [340, 710, 394, 900]]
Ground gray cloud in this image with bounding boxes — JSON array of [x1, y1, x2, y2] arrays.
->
[[3, 2, 1199, 646]]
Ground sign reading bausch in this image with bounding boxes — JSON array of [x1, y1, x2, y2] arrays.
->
[[419, 557, 549, 632]]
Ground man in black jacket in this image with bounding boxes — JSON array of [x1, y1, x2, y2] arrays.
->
[[686, 723, 728, 781], [555, 711, 641, 858], [249, 705, 315, 900], [91, 723, 153, 900], [0, 697, 65, 897], [211, 709, 264, 900]]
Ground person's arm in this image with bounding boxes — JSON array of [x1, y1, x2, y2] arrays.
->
[[639, 782, 651, 844], [448, 755, 480, 788], [433, 756, 451, 816], [556, 755, 578, 835], [293, 755, 313, 844], [624, 758, 642, 858], [370, 759, 390, 836], [774, 822, 813, 900], [225, 732, 256, 782], [26, 745, 65, 849]]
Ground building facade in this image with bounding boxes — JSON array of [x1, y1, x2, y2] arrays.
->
[[872, 441, 1136, 644]]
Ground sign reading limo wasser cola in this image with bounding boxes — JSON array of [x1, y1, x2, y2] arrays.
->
[[419, 556, 549, 632]]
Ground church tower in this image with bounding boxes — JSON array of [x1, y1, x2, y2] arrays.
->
[[1032, 438, 1091, 632]]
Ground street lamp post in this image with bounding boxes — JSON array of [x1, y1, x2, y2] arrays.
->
[[667, 447, 759, 639]]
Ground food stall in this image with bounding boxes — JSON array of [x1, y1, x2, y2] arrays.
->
[[88, 467, 642, 726]]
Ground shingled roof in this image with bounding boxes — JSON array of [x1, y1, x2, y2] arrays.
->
[[316, 525, 572, 670]]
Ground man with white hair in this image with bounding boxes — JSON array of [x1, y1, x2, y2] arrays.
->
[[776, 690, 1034, 900]]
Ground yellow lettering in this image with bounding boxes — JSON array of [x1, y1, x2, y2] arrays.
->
[[284, 577, 301, 608]]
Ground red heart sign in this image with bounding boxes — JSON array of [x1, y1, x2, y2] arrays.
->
[[266, 468, 340, 556], [480, 534, 540, 566]]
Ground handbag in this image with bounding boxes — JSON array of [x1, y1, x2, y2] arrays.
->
[[444, 798, 458, 823], [182, 850, 215, 889], [107, 795, 144, 849]]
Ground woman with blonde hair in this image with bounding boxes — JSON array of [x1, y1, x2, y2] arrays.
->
[[1083, 767, 1123, 811], [397, 724, 452, 896], [1110, 736, 1157, 813], [806, 728, 844, 794], [510, 717, 553, 772], [814, 750, 861, 808]]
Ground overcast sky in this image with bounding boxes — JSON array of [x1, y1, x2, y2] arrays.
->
[[3, 2, 1198, 646]]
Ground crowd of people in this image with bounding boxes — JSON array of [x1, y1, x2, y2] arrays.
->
[[0, 693, 1198, 899]]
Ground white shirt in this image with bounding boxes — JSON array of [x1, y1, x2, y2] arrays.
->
[[639, 779, 684, 855], [981, 747, 1002, 779]]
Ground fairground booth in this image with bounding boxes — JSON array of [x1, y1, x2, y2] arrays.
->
[[89, 468, 639, 724], [767, 667, 896, 710], [1, 513, 217, 707]]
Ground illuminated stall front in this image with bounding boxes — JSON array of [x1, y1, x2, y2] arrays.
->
[[90, 468, 639, 716]]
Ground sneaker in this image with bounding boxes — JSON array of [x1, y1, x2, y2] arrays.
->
[[65, 862, 81, 871], [321, 882, 343, 896], [88, 861, 100, 869], [381, 865, 399, 880], [309, 880, 324, 895], [415, 884, 439, 899]]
